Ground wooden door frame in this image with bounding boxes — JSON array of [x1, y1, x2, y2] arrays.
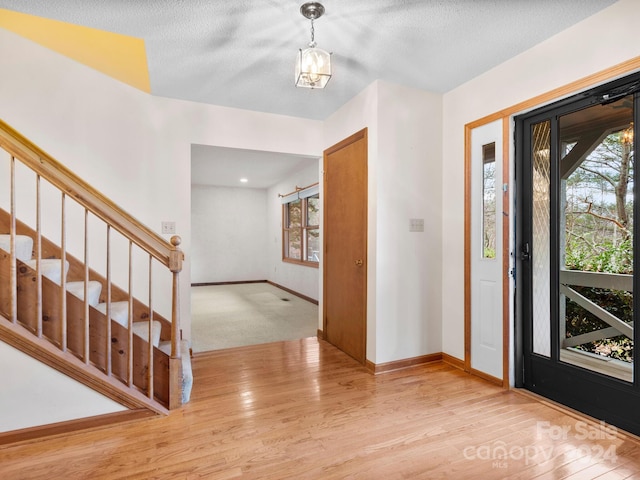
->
[[464, 116, 511, 387], [463, 56, 640, 389], [464, 118, 510, 387], [322, 128, 368, 364]]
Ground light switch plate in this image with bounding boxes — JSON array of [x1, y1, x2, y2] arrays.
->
[[161, 221, 176, 234], [409, 218, 424, 232]]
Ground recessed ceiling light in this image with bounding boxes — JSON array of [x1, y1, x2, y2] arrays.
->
[[240, 178, 248, 183]]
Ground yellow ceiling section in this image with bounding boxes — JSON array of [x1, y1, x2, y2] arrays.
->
[[0, 8, 150, 93]]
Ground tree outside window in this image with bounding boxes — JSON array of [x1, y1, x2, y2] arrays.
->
[[283, 191, 319, 267]]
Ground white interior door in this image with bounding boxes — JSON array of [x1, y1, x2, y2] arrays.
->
[[470, 120, 503, 379]]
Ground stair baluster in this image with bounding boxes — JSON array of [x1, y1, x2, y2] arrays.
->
[[127, 240, 133, 387], [9, 155, 17, 323], [35, 174, 43, 338], [105, 224, 112, 376], [60, 192, 67, 352], [148, 255, 154, 400], [83, 208, 90, 364]]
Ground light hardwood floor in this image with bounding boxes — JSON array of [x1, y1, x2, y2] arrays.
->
[[1, 337, 640, 479]]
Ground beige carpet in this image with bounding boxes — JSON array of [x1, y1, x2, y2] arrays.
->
[[190, 283, 319, 353]]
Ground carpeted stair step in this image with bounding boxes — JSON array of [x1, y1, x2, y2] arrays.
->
[[0, 234, 70, 284], [131, 322, 162, 348], [159, 340, 193, 405], [0, 234, 34, 262], [25, 258, 70, 285], [66, 281, 103, 307], [158, 341, 170, 354], [95, 301, 161, 347]]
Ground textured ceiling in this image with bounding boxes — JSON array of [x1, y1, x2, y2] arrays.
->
[[0, 0, 620, 188], [0, 0, 619, 121]]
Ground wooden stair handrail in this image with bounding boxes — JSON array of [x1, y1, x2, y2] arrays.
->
[[0, 119, 181, 272]]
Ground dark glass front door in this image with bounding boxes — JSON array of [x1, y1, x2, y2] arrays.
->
[[516, 73, 640, 435]]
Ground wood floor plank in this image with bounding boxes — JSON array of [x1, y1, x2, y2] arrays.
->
[[1, 337, 638, 479]]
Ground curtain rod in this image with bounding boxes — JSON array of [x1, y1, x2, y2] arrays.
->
[[278, 181, 319, 198]]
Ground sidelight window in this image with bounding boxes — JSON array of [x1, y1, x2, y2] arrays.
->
[[482, 142, 497, 259]]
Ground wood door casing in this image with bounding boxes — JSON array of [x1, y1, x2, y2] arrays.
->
[[323, 128, 368, 364]]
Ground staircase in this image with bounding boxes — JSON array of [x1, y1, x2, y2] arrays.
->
[[0, 119, 191, 418]]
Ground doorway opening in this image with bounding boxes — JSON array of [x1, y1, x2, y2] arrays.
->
[[189, 145, 321, 352]]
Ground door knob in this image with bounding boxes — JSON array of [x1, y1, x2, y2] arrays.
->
[[354, 259, 363, 266]]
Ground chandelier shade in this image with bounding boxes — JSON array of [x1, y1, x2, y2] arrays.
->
[[295, 46, 331, 88]]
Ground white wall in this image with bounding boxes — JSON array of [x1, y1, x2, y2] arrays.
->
[[266, 162, 320, 302], [0, 342, 126, 432], [441, 0, 640, 361], [191, 185, 268, 283], [324, 80, 443, 364], [191, 163, 321, 296], [375, 81, 443, 362]]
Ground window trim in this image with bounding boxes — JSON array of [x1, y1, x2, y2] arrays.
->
[[281, 184, 319, 268]]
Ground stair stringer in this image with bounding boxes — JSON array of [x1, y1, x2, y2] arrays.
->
[[0, 312, 169, 415], [0, 246, 172, 412]]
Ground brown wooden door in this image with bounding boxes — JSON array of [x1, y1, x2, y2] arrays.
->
[[323, 128, 367, 364]]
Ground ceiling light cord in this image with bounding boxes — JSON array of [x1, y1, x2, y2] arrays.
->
[[309, 19, 316, 47]]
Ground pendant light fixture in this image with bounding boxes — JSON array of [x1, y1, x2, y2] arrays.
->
[[295, 2, 332, 89]]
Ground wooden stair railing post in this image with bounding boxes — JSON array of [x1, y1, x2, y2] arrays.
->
[[168, 235, 183, 409]]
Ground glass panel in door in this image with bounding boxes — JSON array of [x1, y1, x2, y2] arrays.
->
[[482, 143, 497, 259], [531, 120, 552, 357], [558, 97, 634, 382]]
